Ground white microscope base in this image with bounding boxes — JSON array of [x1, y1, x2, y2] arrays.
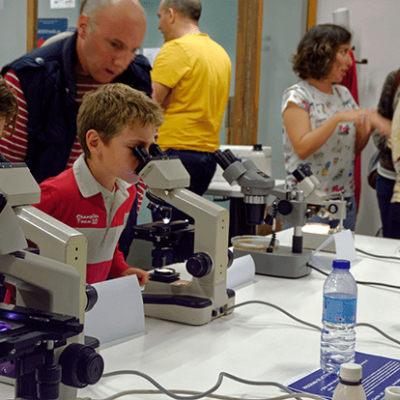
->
[[143, 291, 235, 326], [233, 246, 312, 278]]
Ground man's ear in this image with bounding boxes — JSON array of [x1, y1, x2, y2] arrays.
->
[[86, 129, 102, 156], [77, 14, 90, 39], [167, 7, 176, 23]]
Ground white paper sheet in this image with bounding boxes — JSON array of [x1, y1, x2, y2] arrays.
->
[[226, 254, 255, 289], [312, 229, 357, 265], [85, 274, 145, 345]]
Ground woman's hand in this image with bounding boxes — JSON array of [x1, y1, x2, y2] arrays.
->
[[367, 109, 392, 137], [335, 108, 375, 123]]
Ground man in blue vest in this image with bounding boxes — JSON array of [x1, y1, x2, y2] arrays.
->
[[0, 0, 152, 259]]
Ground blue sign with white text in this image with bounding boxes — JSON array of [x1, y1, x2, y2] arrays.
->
[[37, 18, 68, 46], [287, 352, 400, 400]]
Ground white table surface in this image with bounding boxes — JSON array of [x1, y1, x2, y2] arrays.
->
[[3, 230, 400, 399]]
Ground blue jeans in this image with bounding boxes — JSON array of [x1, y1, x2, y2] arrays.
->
[[375, 173, 395, 238]]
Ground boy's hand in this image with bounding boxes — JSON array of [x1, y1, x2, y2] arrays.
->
[[121, 267, 150, 286]]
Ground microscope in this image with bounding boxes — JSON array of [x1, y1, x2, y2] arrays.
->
[[132, 144, 234, 326], [214, 149, 347, 278], [0, 162, 103, 400]]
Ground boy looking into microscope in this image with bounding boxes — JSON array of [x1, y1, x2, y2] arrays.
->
[[34, 83, 164, 284]]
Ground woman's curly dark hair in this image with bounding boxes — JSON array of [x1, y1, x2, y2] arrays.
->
[[292, 24, 352, 80]]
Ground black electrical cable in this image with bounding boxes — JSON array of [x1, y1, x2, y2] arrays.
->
[[307, 263, 400, 290], [355, 247, 400, 261]]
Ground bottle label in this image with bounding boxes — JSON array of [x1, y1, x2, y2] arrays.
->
[[323, 295, 357, 324]]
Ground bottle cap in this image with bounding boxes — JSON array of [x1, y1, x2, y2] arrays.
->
[[253, 144, 262, 151], [385, 386, 400, 400], [332, 259, 350, 270], [339, 363, 362, 381]]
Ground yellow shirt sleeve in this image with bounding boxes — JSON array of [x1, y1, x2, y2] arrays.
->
[[151, 42, 191, 89]]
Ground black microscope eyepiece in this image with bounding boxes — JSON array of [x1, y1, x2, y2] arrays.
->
[[132, 145, 151, 174], [149, 143, 165, 157]]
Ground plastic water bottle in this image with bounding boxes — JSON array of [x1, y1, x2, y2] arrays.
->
[[250, 144, 268, 174], [332, 363, 367, 400], [320, 259, 357, 374]]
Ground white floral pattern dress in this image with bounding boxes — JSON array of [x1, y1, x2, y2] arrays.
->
[[281, 80, 359, 196]]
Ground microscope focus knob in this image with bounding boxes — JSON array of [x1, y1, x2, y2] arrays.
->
[[58, 343, 104, 388], [328, 204, 338, 214], [305, 208, 314, 219], [277, 200, 293, 216], [186, 252, 213, 278]]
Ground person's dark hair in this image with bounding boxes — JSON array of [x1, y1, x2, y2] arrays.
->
[[161, 0, 201, 22], [0, 76, 18, 138], [292, 24, 352, 80]]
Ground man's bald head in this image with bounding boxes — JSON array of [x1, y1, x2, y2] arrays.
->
[[80, 0, 145, 32], [76, 0, 146, 83]]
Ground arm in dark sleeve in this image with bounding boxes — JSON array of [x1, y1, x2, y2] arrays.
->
[[372, 70, 397, 151]]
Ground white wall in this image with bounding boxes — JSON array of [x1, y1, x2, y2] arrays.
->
[[316, 0, 400, 236], [0, 1, 27, 69], [0, 0, 82, 69], [258, 0, 307, 179]]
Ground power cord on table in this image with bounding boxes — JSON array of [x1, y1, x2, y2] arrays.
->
[[76, 258, 399, 400], [226, 300, 400, 346], [76, 300, 400, 400], [307, 262, 400, 290], [79, 392, 324, 400], [78, 370, 326, 400], [227, 300, 321, 331], [356, 247, 400, 261]]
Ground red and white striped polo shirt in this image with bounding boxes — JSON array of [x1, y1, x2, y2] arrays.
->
[[33, 154, 136, 284]]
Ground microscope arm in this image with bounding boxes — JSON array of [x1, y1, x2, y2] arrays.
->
[[149, 187, 229, 294], [14, 205, 87, 322], [0, 164, 102, 399], [0, 252, 81, 321], [134, 149, 233, 323]]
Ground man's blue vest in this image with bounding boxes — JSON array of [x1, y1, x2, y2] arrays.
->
[[2, 33, 152, 183]]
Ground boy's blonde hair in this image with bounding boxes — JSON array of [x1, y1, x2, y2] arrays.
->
[[77, 83, 164, 158], [0, 75, 19, 138]]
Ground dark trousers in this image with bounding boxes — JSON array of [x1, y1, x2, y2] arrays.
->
[[376, 174, 395, 238], [165, 149, 217, 195], [388, 201, 400, 239], [118, 192, 138, 260], [161, 149, 217, 222]]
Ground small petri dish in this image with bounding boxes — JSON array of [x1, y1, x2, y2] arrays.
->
[[231, 235, 278, 251]]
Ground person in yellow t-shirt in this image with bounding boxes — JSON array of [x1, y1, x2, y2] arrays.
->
[[151, 0, 231, 219]]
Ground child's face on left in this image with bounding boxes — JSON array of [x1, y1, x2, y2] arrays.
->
[[102, 122, 156, 184]]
